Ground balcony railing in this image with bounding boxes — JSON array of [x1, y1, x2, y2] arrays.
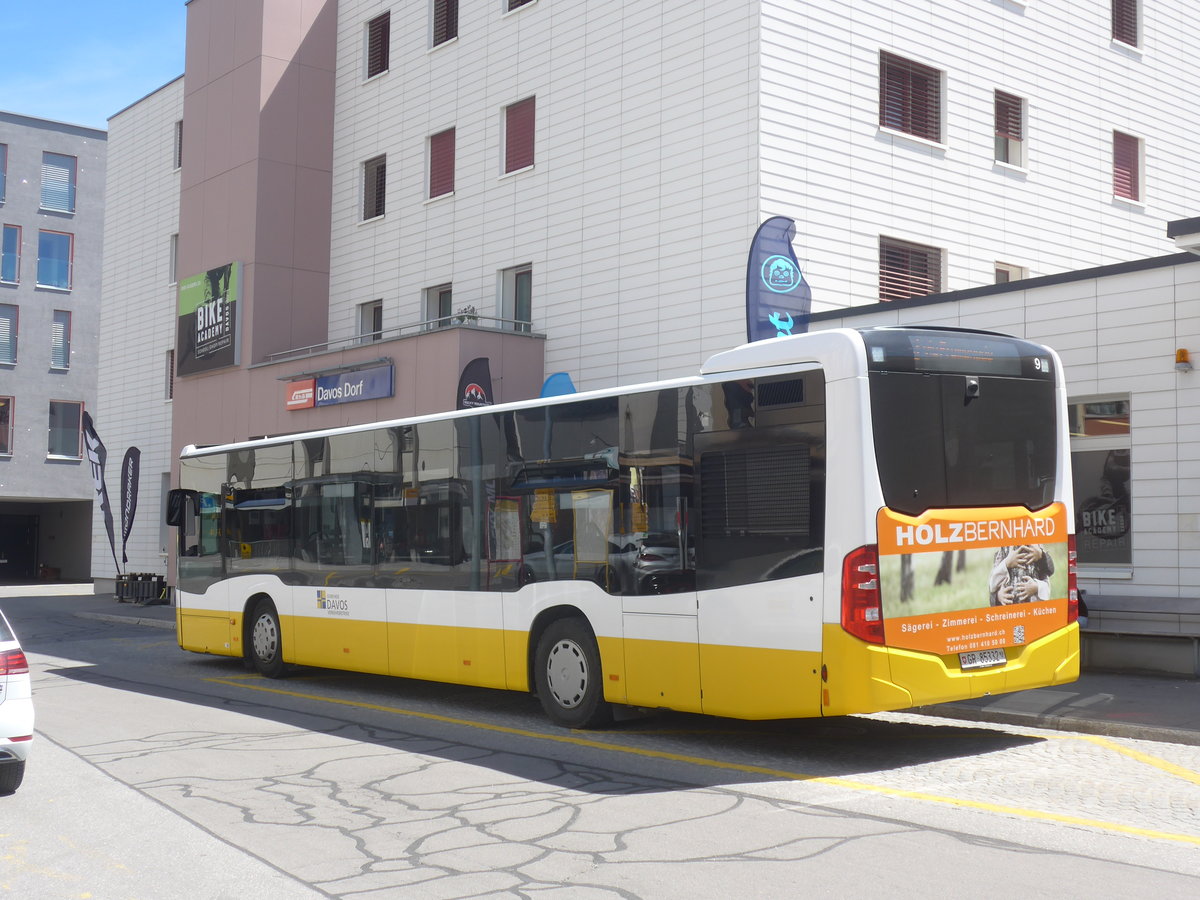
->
[[261, 313, 536, 364]]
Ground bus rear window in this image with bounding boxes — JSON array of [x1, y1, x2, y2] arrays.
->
[[869, 372, 1057, 515]]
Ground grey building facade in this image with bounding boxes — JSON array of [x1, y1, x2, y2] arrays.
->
[[0, 112, 106, 582]]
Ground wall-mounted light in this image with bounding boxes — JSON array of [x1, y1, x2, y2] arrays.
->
[[1176, 349, 1194, 373]]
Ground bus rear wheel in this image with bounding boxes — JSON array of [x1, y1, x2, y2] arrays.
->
[[248, 599, 285, 678], [534, 618, 612, 729]]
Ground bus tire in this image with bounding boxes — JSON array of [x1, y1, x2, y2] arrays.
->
[[248, 599, 285, 678], [534, 618, 612, 729]]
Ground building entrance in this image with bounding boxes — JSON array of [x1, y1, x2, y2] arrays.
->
[[0, 515, 38, 581]]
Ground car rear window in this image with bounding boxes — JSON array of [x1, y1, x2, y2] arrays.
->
[[0, 612, 14, 642]]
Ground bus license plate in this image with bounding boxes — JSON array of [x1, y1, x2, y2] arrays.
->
[[959, 648, 1006, 670]]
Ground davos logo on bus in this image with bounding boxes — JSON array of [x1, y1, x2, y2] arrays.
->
[[894, 517, 1057, 547], [317, 590, 350, 616]]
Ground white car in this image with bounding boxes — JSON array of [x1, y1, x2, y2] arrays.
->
[[0, 607, 33, 794]]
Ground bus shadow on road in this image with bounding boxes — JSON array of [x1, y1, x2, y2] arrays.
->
[[47, 653, 1046, 791]]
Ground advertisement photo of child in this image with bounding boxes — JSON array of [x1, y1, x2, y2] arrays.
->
[[989, 544, 1054, 606]]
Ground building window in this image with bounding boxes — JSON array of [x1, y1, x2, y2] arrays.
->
[[429, 128, 455, 198], [174, 120, 184, 170], [37, 230, 73, 290], [879, 52, 942, 143], [994, 262, 1027, 283], [165, 349, 174, 400], [363, 155, 386, 220], [425, 284, 453, 328], [433, 0, 458, 45], [0, 304, 16, 364], [0, 397, 11, 455], [1, 224, 19, 283], [48, 400, 83, 458], [358, 299, 383, 343], [507, 0, 535, 10], [1113, 131, 1142, 201], [366, 12, 391, 78], [1069, 396, 1131, 569], [1112, 0, 1139, 47], [504, 97, 536, 174], [501, 265, 532, 331], [879, 237, 943, 301], [40, 152, 77, 213], [169, 233, 179, 284], [994, 91, 1025, 167], [50, 310, 71, 369], [0, 144, 7, 203]]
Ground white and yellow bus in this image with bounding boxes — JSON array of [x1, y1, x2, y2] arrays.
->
[[167, 326, 1080, 728]]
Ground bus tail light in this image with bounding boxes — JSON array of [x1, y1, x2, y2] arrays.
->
[[0, 648, 28, 676], [841, 545, 884, 644], [1066, 535, 1079, 624]]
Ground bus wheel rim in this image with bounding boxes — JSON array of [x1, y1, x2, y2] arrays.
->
[[546, 639, 588, 709], [252, 614, 277, 661]]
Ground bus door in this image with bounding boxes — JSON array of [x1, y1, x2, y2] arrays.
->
[[620, 472, 702, 714], [693, 379, 827, 719]]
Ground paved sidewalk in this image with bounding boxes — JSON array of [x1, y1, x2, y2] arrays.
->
[[6, 584, 1200, 746]]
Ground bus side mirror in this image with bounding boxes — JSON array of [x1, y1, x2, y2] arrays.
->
[[166, 489, 191, 527]]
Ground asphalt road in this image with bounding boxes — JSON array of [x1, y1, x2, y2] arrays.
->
[[2, 596, 1199, 898]]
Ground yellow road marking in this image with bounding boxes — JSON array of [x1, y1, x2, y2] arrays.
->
[[206, 676, 1200, 846], [1058, 733, 1200, 788]]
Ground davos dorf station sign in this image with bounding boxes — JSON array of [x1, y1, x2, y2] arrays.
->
[[286, 364, 394, 411]]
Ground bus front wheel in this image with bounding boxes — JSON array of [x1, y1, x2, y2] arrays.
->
[[533, 618, 612, 729], [248, 599, 285, 678]]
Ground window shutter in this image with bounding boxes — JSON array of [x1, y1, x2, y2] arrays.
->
[[1113, 131, 1139, 200], [433, 0, 458, 45], [880, 237, 943, 301], [505, 98, 536, 173], [51, 311, 69, 368], [367, 13, 391, 77], [994, 91, 1023, 141], [1112, 0, 1138, 46], [0, 306, 15, 364], [429, 128, 455, 197], [41, 153, 76, 212], [879, 53, 941, 142], [363, 155, 386, 219]]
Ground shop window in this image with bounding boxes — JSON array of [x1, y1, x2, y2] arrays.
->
[[1069, 396, 1131, 570]]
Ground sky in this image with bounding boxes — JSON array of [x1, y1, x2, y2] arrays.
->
[[0, 1, 187, 130]]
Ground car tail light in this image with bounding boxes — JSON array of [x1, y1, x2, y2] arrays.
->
[[1066, 535, 1079, 625], [841, 545, 884, 644], [0, 648, 28, 676]]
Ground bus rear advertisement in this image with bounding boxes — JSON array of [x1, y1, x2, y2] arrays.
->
[[167, 326, 1080, 728]]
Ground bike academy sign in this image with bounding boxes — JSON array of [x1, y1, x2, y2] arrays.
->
[[176, 261, 241, 375]]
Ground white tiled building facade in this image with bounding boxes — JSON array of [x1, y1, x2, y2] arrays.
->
[[329, 0, 1199, 388], [88, 81, 183, 588]]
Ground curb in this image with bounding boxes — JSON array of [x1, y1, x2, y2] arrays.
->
[[76, 611, 176, 632], [912, 704, 1200, 748]]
